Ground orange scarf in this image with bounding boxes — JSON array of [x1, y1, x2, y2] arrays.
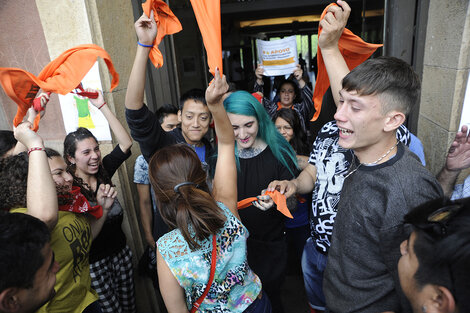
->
[[142, 0, 182, 68], [276, 102, 294, 111], [237, 190, 293, 219], [311, 3, 382, 121], [189, 0, 223, 76], [0, 44, 119, 131]]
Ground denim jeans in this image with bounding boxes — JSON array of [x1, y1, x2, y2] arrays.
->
[[244, 291, 272, 313], [301, 237, 328, 310]]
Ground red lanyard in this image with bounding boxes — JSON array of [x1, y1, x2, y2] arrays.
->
[[190, 234, 217, 313]]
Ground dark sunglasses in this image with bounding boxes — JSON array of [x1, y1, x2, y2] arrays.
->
[[404, 198, 466, 238]]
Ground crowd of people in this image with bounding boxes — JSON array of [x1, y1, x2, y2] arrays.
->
[[1, 1, 470, 313]]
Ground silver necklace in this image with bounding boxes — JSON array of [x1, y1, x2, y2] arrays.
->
[[344, 141, 399, 179]]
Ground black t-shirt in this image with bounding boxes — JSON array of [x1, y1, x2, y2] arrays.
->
[[237, 146, 296, 285], [237, 146, 296, 241], [89, 145, 131, 262]]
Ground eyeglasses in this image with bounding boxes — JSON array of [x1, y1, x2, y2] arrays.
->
[[405, 200, 465, 238], [276, 125, 293, 132]]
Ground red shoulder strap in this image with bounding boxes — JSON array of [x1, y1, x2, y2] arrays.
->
[[190, 234, 217, 313]]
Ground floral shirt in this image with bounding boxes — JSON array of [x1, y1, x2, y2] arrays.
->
[[157, 203, 261, 312]]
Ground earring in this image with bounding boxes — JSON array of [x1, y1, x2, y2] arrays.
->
[[421, 305, 427, 313]]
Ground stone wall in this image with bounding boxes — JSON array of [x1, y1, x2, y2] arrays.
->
[[418, 0, 470, 183]]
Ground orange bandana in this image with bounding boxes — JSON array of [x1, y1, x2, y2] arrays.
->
[[0, 44, 119, 131], [311, 3, 382, 121], [189, 0, 223, 76], [237, 190, 293, 219], [142, 0, 182, 68], [276, 102, 294, 111]]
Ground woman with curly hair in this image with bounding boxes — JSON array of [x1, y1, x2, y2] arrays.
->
[[63, 89, 134, 313], [224, 90, 299, 313], [0, 122, 116, 313]]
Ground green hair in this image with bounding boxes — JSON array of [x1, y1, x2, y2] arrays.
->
[[223, 91, 298, 175]]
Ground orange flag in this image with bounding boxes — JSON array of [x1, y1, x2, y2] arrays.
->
[[0, 44, 119, 131], [311, 3, 382, 122], [237, 190, 293, 219], [142, 0, 182, 68], [189, 0, 223, 76]]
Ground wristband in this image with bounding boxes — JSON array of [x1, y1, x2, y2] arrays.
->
[[28, 147, 46, 155], [138, 42, 153, 48], [98, 102, 107, 110]]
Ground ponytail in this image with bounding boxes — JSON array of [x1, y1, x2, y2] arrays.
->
[[149, 144, 226, 250]]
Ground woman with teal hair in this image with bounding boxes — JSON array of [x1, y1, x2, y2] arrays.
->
[[224, 90, 298, 313]]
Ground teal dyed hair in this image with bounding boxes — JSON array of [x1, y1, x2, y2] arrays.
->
[[223, 91, 298, 175]]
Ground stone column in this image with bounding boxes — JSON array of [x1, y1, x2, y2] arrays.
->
[[418, 0, 470, 182]]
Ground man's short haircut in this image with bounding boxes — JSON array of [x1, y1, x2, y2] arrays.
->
[[342, 56, 420, 115], [179, 88, 206, 110], [0, 212, 51, 292], [156, 104, 179, 125], [0, 130, 17, 158], [404, 197, 470, 311]]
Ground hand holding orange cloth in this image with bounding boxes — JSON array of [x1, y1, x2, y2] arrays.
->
[[0, 44, 119, 131], [142, 0, 182, 68], [311, 3, 382, 122], [189, 0, 223, 76], [237, 190, 293, 219]]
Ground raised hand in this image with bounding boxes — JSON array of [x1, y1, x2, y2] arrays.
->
[[293, 64, 303, 81], [205, 67, 229, 106], [135, 10, 157, 46], [318, 0, 351, 52], [85, 88, 105, 109], [445, 125, 470, 171], [14, 121, 43, 149], [255, 64, 264, 83]]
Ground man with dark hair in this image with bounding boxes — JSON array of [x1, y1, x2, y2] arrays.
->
[[0, 212, 59, 313], [155, 104, 180, 132], [125, 15, 213, 169], [399, 197, 470, 313], [321, 54, 443, 313]]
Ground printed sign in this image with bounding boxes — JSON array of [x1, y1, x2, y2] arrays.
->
[[59, 62, 111, 141], [459, 71, 470, 131], [257, 36, 298, 76]]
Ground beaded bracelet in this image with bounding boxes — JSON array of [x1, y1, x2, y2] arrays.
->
[[98, 102, 107, 110], [27, 147, 46, 155], [138, 42, 153, 48]]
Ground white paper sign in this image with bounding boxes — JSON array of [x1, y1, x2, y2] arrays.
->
[[257, 36, 298, 76], [59, 62, 111, 141], [459, 71, 470, 131]]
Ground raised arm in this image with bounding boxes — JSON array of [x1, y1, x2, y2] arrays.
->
[[125, 11, 157, 111], [437, 125, 470, 197], [12, 94, 50, 155], [205, 69, 237, 216], [318, 0, 351, 106], [87, 89, 132, 153], [14, 122, 58, 229]]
